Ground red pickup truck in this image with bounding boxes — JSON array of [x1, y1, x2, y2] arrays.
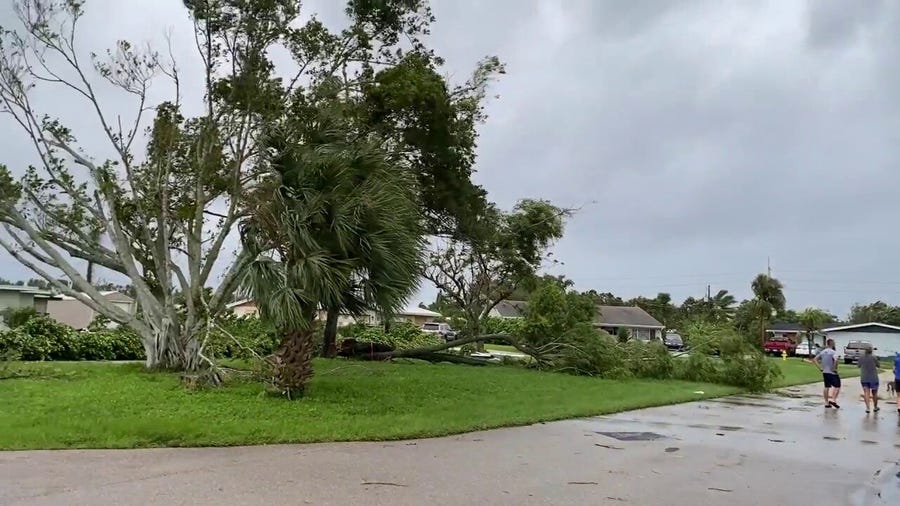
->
[[764, 336, 797, 356]]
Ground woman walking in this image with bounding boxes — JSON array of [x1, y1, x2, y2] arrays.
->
[[858, 348, 880, 414]]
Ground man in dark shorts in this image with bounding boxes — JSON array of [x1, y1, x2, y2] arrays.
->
[[813, 339, 841, 408], [894, 352, 900, 414]]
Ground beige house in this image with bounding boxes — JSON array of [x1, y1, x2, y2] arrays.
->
[[227, 299, 260, 318], [226, 299, 441, 326], [47, 291, 136, 329], [0, 285, 60, 327]]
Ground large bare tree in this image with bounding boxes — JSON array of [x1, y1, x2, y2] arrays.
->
[[0, 0, 281, 369]]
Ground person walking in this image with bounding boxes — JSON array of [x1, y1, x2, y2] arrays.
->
[[894, 352, 900, 415], [813, 339, 841, 409], [858, 348, 880, 413]]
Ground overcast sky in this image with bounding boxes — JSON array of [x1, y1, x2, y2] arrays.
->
[[1, 0, 899, 318]]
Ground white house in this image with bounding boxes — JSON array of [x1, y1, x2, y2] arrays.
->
[[822, 322, 900, 359]]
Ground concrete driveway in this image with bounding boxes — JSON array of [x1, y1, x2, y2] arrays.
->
[[2, 375, 898, 506]]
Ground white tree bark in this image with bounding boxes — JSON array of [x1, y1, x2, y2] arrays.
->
[[0, 0, 256, 370]]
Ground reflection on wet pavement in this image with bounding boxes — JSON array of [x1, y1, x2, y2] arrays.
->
[[578, 374, 899, 505]]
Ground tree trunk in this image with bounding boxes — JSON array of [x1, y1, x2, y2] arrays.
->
[[322, 307, 339, 358], [357, 333, 530, 361], [272, 329, 316, 400], [759, 318, 766, 348], [140, 324, 203, 372]]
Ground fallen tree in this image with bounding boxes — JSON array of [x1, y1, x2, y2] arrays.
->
[[338, 332, 545, 366]]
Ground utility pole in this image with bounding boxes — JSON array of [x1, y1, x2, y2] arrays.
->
[[707, 284, 711, 302], [767, 257, 772, 278]]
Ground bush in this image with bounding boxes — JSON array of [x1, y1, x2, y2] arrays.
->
[[547, 322, 779, 391], [1, 306, 39, 329], [0, 316, 145, 361], [0, 317, 78, 360], [71, 327, 145, 361]]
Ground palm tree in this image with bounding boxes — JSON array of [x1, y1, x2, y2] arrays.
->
[[798, 307, 830, 352], [710, 289, 736, 322], [750, 274, 786, 345], [241, 122, 424, 398]]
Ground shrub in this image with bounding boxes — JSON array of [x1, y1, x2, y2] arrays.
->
[[0, 316, 145, 362], [72, 327, 145, 361], [0, 316, 78, 360], [1, 306, 39, 329]]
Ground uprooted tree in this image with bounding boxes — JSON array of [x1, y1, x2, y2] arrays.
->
[[0, 0, 501, 372], [422, 199, 570, 350]]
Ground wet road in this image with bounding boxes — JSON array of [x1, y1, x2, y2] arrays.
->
[[2, 375, 898, 505]]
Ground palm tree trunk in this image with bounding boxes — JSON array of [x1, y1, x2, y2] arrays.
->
[[322, 307, 339, 358], [274, 329, 316, 399]]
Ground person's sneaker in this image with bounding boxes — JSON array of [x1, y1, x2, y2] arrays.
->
[[825, 403, 833, 408], [874, 406, 880, 412], [866, 409, 870, 414], [829, 401, 841, 409]]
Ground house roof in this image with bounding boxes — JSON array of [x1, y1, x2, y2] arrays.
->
[[767, 321, 804, 332], [822, 322, 900, 333], [59, 291, 134, 303], [0, 284, 60, 299], [493, 300, 527, 318], [399, 307, 442, 318], [226, 299, 255, 309], [595, 305, 664, 328]]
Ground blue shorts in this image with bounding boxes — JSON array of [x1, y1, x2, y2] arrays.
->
[[823, 373, 841, 388], [861, 381, 879, 390]]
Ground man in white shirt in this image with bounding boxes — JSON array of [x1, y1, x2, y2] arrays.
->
[[813, 339, 841, 409]]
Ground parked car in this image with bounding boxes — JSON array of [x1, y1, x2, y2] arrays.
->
[[664, 333, 684, 351], [794, 341, 821, 357], [843, 340, 874, 364], [763, 336, 797, 356], [422, 322, 456, 341]]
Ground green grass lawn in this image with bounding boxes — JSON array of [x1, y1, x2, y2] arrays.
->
[[773, 357, 861, 388], [483, 344, 519, 353], [0, 360, 741, 450]]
